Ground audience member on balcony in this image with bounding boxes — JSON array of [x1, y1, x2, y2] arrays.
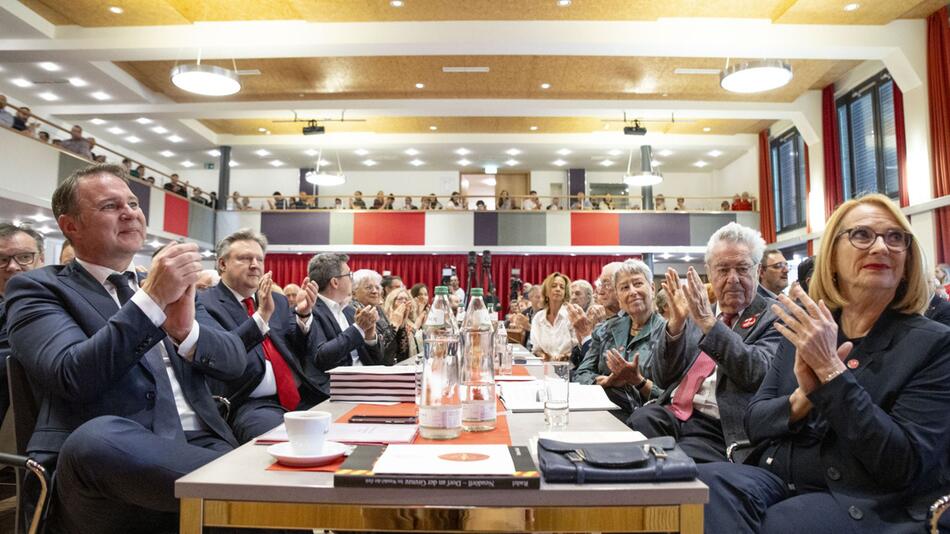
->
[[133, 164, 146, 179], [654, 194, 667, 211], [400, 196, 417, 210], [121, 158, 133, 175], [530, 272, 576, 361], [93, 154, 106, 163], [267, 192, 287, 210], [427, 193, 442, 209], [570, 279, 594, 311], [674, 197, 687, 211], [60, 124, 93, 159], [334, 198, 345, 209], [228, 191, 241, 210], [731, 192, 754, 211], [38, 131, 50, 143], [371, 191, 386, 210], [446, 191, 464, 210], [240, 196, 253, 211], [12, 106, 37, 135], [547, 197, 562, 210], [164, 174, 188, 197], [720, 200, 730, 211], [599, 194, 615, 211], [293, 191, 313, 209], [382, 288, 420, 363], [51, 139, 62, 148], [0, 94, 13, 128], [208, 191, 218, 209], [571, 192, 592, 210], [522, 190, 542, 211], [385, 194, 396, 209], [145, 176, 155, 184], [497, 190, 513, 210], [350, 191, 367, 209], [476, 200, 487, 211], [87, 137, 100, 160]]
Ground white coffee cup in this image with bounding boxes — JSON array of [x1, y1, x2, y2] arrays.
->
[[284, 411, 331, 455]]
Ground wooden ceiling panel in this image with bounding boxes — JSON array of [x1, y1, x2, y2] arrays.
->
[[18, 0, 940, 27], [201, 116, 772, 136], [898, 0, 948, 19], [116, 56, 860, 104]]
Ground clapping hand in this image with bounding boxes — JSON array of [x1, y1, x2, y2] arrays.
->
[[605, 349, 645, 387], [566, 302, 593, 342], [256, 272, 275, 323], [661, 268, 690, 335], [163, 283, 196, 344], [390, 301, 409, 328], [587, 304, 607, 326], [143, 243, 202, 309], [295, 277, 318, 317], [355, 305, 378, 339], [772, 285, 850, 391]]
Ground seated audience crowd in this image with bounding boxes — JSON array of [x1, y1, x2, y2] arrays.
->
[[0, 160, 947, 533]]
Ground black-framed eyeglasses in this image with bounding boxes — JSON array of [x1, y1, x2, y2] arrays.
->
[[836, 226, 912, 252], [0, 252, 38, 268], [333, 272, 353, 280], [765, 261, 789, 271]]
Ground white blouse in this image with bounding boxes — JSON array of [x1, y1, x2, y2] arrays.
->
[[529, 305, 576, 359]]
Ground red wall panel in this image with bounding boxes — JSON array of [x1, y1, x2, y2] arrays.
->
[[353, 212, 425, 245], [163, 193, 189, 236], [570, 212, 619, 245]]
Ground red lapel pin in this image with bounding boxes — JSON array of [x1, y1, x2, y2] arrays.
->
[[847, 359, 859, 369], [741, 315, 758, 329]]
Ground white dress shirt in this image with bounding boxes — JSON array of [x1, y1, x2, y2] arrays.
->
[[318, 293, 374, 366], [529, 305, 577, 358], [77, 259, 202, 431]]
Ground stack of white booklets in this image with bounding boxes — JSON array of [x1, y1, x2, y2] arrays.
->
[[328, 365, 416, 402], [499, 382, 620, 412]]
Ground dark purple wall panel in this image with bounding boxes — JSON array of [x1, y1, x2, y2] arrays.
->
[[568, 168, 586, 196], [619, 213, 690, 246], [261, 212, 331, 245], [473, 212, 498, 246], [128, 180, 151, 223]]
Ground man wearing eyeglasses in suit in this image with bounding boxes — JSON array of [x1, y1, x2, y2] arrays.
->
[[757, 249, 789, 299]]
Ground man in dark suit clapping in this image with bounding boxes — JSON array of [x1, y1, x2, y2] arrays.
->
[[4, 164, 246, 533]]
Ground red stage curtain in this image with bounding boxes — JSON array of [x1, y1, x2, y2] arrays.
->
[[266, 253, 625, 314], [929, 6, 950, 261], [894, 82, 910, 208], [821, 84, 844, 220], [758, 129, 776, 243]]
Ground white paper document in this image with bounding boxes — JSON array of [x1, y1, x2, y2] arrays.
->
[[255, 423, 418, 445], [372, 444, 515, 475], [499, 382, 620, 412]]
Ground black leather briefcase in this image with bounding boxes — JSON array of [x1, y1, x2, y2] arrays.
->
[[537, 436, 698, 483]]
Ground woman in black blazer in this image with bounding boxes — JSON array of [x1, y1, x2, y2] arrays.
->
[[700, 193, 950, 533]]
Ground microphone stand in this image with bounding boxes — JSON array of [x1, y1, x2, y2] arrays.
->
[[465, 250, 477, 305], [482, 250, 497, 312]]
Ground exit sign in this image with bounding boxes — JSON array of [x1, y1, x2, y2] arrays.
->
[[204, 162, 215, 170]]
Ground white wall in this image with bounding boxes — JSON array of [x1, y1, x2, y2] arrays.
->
[[530, 170, 567, 197], [316, 170, 460, 207], [174, 168, 301, 207], [0, 128, 60, 203], [712, 147, 758, 201], [586, 170, 729, 209]]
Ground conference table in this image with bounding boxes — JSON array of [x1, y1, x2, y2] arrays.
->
[[176, 359, 708, 533]]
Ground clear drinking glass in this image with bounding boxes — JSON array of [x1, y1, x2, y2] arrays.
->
[[543, 361, 571, 429]]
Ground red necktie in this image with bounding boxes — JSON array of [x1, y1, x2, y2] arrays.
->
[[668, 313, 736, 421], [243, 298, 300, 411]]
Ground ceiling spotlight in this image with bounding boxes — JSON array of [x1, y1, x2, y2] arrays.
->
[[362, 159, 377, 166], [651, 160, 663, 167], [455, 148, 471, 156], [124, 136, 141, 143], [107, 126, 126, 135], [682, 255, 694, 262], [38, 62, 61, 72], [658, 149, 674, 157], [484, 165, 499, 174], [529, 125, 539, 131], [429, 125, 438, 131], [415, 82, 425, 89], [404, 148, 420, 156], [318, 159, 331, 167], [258, 127, 267, 132], [305, 170, 346, 186], [505, 148, 522, 156], [160, 150, 175, 157], [304, 149, 319, 156], [505, 159, 519, 166], [457, 159, 472, 166], [90, 91, 112, 101], [229, 160, 239, 167], [37, 92, 59, 101], [540, 83, 551, 89], [703, 127, 712, 132], [694, 160, 709, 168], [720, 59, 793, 94], [135, 117, 153, 124], [557, 0, 572, 5], [170, 63, 241, 96], [659, 252, 673, 260], [269, 160, 285, 167], [254, 149, 271, 157], [354, 149, 369, 156], [89, 118, 107, 125], [207, 149, 221, 157], [556, 148, 571, 156], [151, 126, 168, 134], [552, 159, 567, 167], [181, 160, 195, 168], [390, 0, 404, 6], [109, 6, 124, 14], [599, 160, 614, 167], [167, 135, 183, 143], [607, 149, 622, 156], [68, 77, 88, 87], [843, 3, 860, 11], [708, 150, 723, 157], [10, 78, 32, 88], [409, 159, 425, 167]]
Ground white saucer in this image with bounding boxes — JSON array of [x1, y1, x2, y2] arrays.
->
[[267, 441, 348, 467]]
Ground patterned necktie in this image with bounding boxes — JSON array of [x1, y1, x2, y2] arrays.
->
[[668, 313, 737, 421], [106, 272, 185, 441], [243, 298, 301, 411]]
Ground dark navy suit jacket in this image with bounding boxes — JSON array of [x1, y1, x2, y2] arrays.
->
[[197, 282, 324, 409], [302, 297, 384, 397], [746, 310, 950, 530], [3, 262, 246, 467]]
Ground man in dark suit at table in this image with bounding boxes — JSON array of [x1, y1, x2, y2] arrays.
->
[[627, 222, 782, 464], [4, 164, 246, 534], [302, 252, 384, 398], [198, 228, 323, 443]]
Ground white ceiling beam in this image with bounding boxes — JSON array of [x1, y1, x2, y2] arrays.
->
[[0, 0, 55, 39]]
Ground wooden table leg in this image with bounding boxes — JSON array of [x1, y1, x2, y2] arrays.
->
[[679, 504, 703, 534], [180, 497, 204, 534]]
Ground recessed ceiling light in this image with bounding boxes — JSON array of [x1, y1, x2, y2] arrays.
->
[[68, 77, 88, 87], [318, 159, 331, 166], [124, 136, 141, 143], [265, 130, 271, 135], [390, 0, 404, 6], [429, 125, 438, 131], [90, 91, 112, 101], [415, 83, 425, 89], [457, 159, 472, 166], [682, 255, 694, 262], [552, 159, 567, 167], [404, 148, 420, 156], [135, 117, 153, 124], [181, 160, 195, 168], [303, 149, 319, 156], [109, 6, 124, 14], [693, 160, 709, 168], [505, 159, 519, 166], [160, 150, 175, 157], [107, 126, 125, 134], [166, 135, 183, 143], [703, 127, 712, 132], [362, 159, 377, 166], [89, 118, 107, 125], [658, 149, 674, 157], [607, 149, 623, 156], [38, 62, 60, 72], [455, 148, 471, 156], [529, 125, 539, 131], [258, 127, 267, 132], [269, 160, 284, 167], [651, 160, 663, 167], [556, 148, 572, 156], [207, 149, 221, 157], [10, 78, 32, 88], [843, 3, 860, 11], [708, 150, 723, 157], [540, 83, 551, 89], [557, 0, 571, 5], [151, 126, 168, 134], [409, 159, 425, 167], [255, 149, 271, 157], [37, 92, 59, 101], [599, 160, 614, 167], [505, 148, 522, 156], [354, 149, 369, 156], [229, 160, 239, 167]]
